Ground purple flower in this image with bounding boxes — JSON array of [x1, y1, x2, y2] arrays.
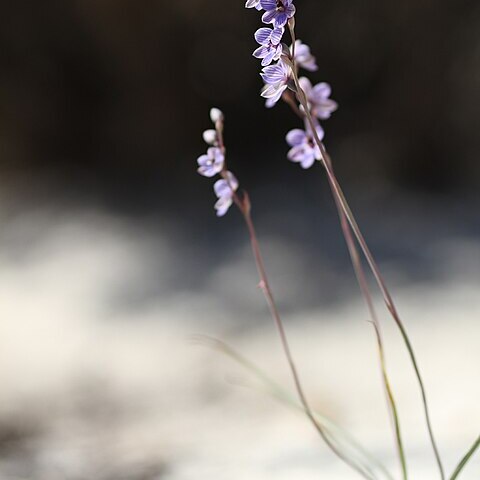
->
[[197, 147, 224, 177], [299, 77, 338, 120], [286, 125, 324, 169], [260, 59, 292, 106], [245, 0, 262, 9], [253, 27, 284, 66], [260, 0, 295, 28], [214, 171, 239, 217], [293, 40, 318, 72]]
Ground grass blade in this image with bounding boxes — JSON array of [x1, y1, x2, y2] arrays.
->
[[449, 435, 480, 480], [193, 335, 396, 480]]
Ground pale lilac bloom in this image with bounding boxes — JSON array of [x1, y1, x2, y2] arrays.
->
[[286, 125, 324, 169], [253, 26, 284, 66], [299, 77, 338, 119], [293, 40, 318, 71], [260, 0, 295, 28], [260, 59, 292, 106], [245, 0, 262, 9], [214, 171, 239, 217], [197, 147, 224, 177]]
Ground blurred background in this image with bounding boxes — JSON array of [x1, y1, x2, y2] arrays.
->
[[0, 0, 479, 479]]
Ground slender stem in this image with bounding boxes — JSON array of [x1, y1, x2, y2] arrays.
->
[[333, 180, 408, 480], [284, 82, 407, 480], [213, 122, 370, 477], [234, 192, 375, 480], [287, 21, 444, 480], [286, 23, 407, 478]]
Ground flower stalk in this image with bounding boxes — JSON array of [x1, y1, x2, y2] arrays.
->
[[287, 18, 444, 480]]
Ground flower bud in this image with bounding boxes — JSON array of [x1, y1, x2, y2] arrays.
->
[[210, 107, 224, 124], [202, 129, 217, 145]]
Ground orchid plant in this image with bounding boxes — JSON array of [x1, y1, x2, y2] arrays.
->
[[195, 2, 479, 479]]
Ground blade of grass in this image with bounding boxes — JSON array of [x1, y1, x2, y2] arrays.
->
[[193, 335, 396, 480], [449, 435, 480, 480]]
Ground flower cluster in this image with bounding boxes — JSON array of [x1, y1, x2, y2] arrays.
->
[[245, 0, 338, 169], [196, 108, 239, 217]]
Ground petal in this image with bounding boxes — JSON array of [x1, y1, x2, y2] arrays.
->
[[254, 27, 272, 45], [265, 97, 277, 108], [294, 41, 308, 57], [287, 145, 306, 162], [316, 100, 338, 119], [300, 59, 318, 72], [315, 125, 325, 142], [207, 147, 221, 159], [260, 83, 282, 99], [224, 171, 239, 192], [214, 179, 230, 198], [197, 154, 210, 167], [274, 13, 288, 28], [298, 77, 313, 96], [300, 152, 316, 169], [198, 165, 217, 177], [260, 0, 276, 10], [313, 82, 332, 99], [286, 4, 296, 17], [270, 84, 288, 104], [262, 48, 277, 66], [261, 9, 277, 25], [253, 45, 269, 59], [270, 26, 285, 45], [273, 44, 283, 61], [286, 129, 307, 147], [260, 63, 286, 84], [214, 196, 233, 217]]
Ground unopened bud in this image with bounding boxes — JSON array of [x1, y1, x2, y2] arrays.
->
[[210, 107, 224, 124], [202, 129, 217, 145]]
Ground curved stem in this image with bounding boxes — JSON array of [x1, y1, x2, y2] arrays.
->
[[286, 23, 407, 479], [287, 21, 444, 480], [334, 182, 408, 480], [233, 191, 376, 480]]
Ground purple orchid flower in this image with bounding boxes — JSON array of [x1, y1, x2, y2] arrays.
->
[[260, 0, 295, 28], [293, 40, 318, 72], [299, 77, 338, 120], [260, 59, 292, 106], [213, 171, 239, 216], [253, 26, 284, 66], [245, 0, 262, 9], [197, 147, 224, 177], [286, 124, 325, 169]]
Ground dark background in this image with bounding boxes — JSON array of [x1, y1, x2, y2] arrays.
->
[[1, 0, 479, 214], [0, 0, 479, 306]]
